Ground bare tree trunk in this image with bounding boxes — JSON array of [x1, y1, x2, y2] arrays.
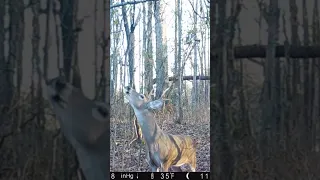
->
[[71, 0, 82, 90], [144, 1, 153, 94], [260, 0, 280, 167], [154, 0, 167, 99], [281, 10, 290, 152], [199, 30, 205, 103], [95, 0, 99, 98], [99, 0, 108, 102], [53, 0, 61, 71], [198, 0, 207, 104], [141, 3, 146, 93], [0, 1, 8, 148], [175, 0, 183, 124], [234, 7, 251, 139], [191, 0, 198, 107], [0, 0, 13, 116], [31, 0, 41, 178], [0, 0, 6, 115], [311, 0, 319, 151], [121, 0, 137, 88], [60, 0, 76, 81], [301, 0, 311, 150], [43, 0, 51, 80], [111, 0, 120, 101], [42, 7, 52, 179], [59, 0, 78, 179], [214, 0, 235, 178], [8, 0, 25, 178]]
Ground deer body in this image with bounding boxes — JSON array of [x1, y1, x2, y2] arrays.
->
[[125, 86, 196, 172]]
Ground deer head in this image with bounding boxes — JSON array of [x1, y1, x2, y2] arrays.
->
[[124, 86, 164, 112]]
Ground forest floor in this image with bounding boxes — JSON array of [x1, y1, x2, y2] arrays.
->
[[110, 103, 210, 172]]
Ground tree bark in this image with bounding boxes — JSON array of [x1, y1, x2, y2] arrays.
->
[[154, 0, 167, 99], [260, 0, 280, 167], [59, 0, 78, 179], [214, 0, 235, 178], [191, 0, 198, 107], [175, 0, 183, 124], [144, 1, 153, 94], [226, 45, 320, 59]]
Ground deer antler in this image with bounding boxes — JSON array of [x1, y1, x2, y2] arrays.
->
[[146, 88, 156, 100], [160, 79, 174, 101]]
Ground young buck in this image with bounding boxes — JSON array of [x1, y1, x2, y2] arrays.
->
[[129, 83, 174, 147], [46, 75, 110, 180], [129, 87, 156, 146], [124, 86, 197, 172]]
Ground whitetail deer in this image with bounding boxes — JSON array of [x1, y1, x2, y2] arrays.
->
[[45, 75, 109, 180], [129, 83, 174, 146], [129, 86, 157, 146], [129, 87, 155, 146], [124, 86, 197, 172]]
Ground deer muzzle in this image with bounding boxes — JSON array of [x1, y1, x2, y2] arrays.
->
[[125, 86, 132, 94]]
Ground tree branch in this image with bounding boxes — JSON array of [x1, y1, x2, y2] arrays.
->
[[231, 45, 320, 59], [152, 76, 210, 84], [187, 0, 209, 20], [111, 0, 159, 9]]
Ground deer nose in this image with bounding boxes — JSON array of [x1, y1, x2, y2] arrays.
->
[[125, 86, 131, 94]]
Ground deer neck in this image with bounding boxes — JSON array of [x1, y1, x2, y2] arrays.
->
[[133, 109, 163, 144]]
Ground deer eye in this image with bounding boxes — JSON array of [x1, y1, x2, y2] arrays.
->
[[139, 94, 145, 99]]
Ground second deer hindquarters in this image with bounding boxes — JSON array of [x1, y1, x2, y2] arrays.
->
[[124, 86, 197, 172]]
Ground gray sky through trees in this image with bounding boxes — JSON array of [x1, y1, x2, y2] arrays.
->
[[111, 0, 210, 92]]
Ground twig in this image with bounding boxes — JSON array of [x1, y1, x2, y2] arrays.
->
[[187, 0, 209, 20], [111, 0, 159, 9]]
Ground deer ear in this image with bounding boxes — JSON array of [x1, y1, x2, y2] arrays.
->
[[147, 99, 163, 110], [92, 101, 109, 122]]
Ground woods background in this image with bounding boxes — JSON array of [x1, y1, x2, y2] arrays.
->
[[109, 0, 210, 172], [0, 0, 108, 179], [3, 0, 319, 179], [212, 0, 320, 179]]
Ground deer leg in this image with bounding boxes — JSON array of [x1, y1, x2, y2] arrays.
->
[[150, 165, 158, 172], [169, 164, 195, 172], [148, 150, 164, 172], [146, 151, 157, 172], [149, 162, 162, 172], [145, 153, 158, 172], [168, 165, 183, 172]]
